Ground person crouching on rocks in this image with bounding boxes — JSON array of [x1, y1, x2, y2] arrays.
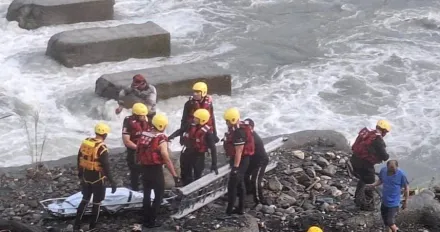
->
[[350, 119, 391, 211], [122, 103, 151, 191], [223, 108, 255, 215], [136, 113, 181, 228], [115, 74, 157, 122], [243, 118, 269, 206], [367, 160, 409, 232], [74, 122, 117, 231]]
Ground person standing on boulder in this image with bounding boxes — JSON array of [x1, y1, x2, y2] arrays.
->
[[122, 103, 151, 191], [115, 74, 157, 122], [223, 108, 255, 215], [136, 113, 181, 228], [178, 109, 218, 186], [350, 119, 391, 211], [169, 82, 219, 144], [243, 118, 269, 206], [367, 160, 409, 232], [74, 122, 117, 231]]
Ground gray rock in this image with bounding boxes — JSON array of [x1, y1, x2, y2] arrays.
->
[[316, 157, 330, 167], [46, 21, 170, 68], [277, 193, 297, 207], [261, 205, 275, 214], [302, 202, 315, 210], [6, 0, 114, 30], [320, 164, 337, 177], [268, 177, 283, 192], [292, 150, 305, 159], [325, 152, 336, 159], [304, 167, 316, 178], [295, 172, 312, 187], [291, 167, 304, 174], [95, 62, 232, 106]]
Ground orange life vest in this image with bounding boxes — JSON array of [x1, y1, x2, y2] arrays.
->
[[223, 121, 255, 157], [183, 124, 211, 153], [79, 138, 106, 172], [136, 131, 167, 165], [352, 127, 382, 165]]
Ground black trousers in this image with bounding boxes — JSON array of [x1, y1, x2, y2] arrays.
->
[[245, 160, 267, 204], [74, 179, 106, 229], [351, 156, 376, 209], [226, 156, 250, 213], [141, 165, 165, 226], [180, 150, 205, 186], [127, 148, 141, 191]]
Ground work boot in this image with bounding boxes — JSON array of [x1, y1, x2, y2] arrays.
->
[[231, 208, 244, 215]]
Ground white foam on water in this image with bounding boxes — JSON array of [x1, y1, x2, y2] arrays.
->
[[1, 0, 440, 169], [0, 0, 235, 167]]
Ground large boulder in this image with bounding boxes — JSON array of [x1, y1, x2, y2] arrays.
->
[[6, 0, 114, 30], [95, 62, 232, 106], [262, 130, 351, 152], [46, 21, 170, 67]]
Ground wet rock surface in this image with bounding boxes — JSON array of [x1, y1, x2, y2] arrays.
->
[[0, 145, 432, 232]]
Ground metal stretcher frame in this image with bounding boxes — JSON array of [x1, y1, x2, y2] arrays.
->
[[39, 137, 287, 219], [170, 136, 288, 219]]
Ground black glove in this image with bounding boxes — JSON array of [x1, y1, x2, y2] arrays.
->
[[211, 164, 218, 175], [111, 182, 117, 194], [174, 176, 182, 187], [231, 166, 239, 175], [214, 135, 220, 143], [77, 170, 83, 179]]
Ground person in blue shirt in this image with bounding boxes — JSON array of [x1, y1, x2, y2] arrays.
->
[[367, 160, 409, 232]]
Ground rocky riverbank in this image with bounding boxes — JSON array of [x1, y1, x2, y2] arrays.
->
[[0, 131, 438, 232]]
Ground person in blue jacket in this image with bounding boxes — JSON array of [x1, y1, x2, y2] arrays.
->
[[367, 160, 409, 232]]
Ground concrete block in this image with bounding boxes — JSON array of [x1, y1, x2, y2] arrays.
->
[[6, 0, 115, 30], [46, 21, 170, 67], [95, 63, 232, 107]]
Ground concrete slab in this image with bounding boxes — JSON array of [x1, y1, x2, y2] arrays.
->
[[6, 0, 114, 30], [95, 62, 232, 107], [46, 21, 170, 67]]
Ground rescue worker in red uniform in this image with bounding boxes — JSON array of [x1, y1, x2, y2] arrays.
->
[[74, 123, 117, 231], [350, 119, 391, 211], [243, 118, 269, 206], [223, 108, 255, 215], [178, 109, 218, 186], [169, 82, 219, 143], [122, 103, 151, 191], [136, 113, 181, 228]]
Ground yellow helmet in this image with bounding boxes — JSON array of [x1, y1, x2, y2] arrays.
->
[[192, 82, 208, 97], [95, 122, 110, 135], [307, 226, 323, 232], [223, 107, 240, 125], [152, 113, 168, 131], [377, 119, 391, 132], [132, 103, 148, 116], [194, 109, 210, 125]]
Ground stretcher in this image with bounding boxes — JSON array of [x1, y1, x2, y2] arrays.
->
[[39, 137, 287, 219], [39, 187, 177, 218]]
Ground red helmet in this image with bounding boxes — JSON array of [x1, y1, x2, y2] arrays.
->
[[132, 74, 147, 89]]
